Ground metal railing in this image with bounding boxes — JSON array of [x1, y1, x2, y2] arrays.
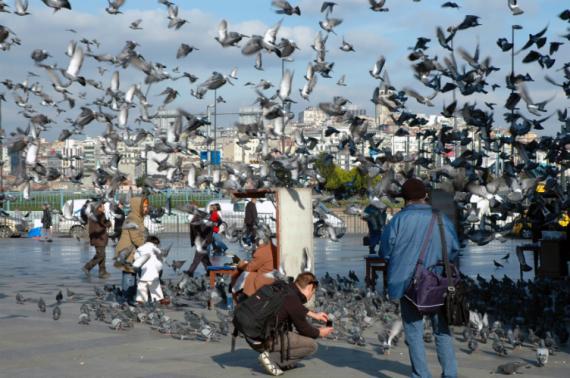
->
[[1, 189, 224, 212]]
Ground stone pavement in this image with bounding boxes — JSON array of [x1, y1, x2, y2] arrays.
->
[[0, 237, 567, 378]]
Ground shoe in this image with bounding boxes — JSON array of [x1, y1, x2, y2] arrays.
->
[[159, 298, 170, 306], [258, 351, 283, 376], [81, 267, 90, 276], [98, 272, 110, 279], [281, 363, 300, 371], [47, 239, 53, 243], [521, 264, 533, 272]]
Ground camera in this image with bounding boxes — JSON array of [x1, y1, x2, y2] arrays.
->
[[326, 320, 333, 327]]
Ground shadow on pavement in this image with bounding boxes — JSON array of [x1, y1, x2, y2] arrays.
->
[[211, 343, 410, 377]]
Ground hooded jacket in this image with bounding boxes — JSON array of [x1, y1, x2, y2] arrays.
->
[[114, 196, 147, 273]]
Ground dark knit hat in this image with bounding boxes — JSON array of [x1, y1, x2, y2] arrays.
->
[[401, 178, 427, 201]]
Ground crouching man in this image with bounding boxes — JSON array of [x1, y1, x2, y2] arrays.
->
[[235, 272, 334, 376]]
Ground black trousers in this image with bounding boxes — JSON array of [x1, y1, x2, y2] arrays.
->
[[85, 246, 107, 273], [187, 252, 211, 276]]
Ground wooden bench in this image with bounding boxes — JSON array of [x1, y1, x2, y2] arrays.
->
[[207, 266, 237, 288], [365, 255, 388, 294]]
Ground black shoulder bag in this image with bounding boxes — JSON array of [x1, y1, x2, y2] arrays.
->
[[437, 212, 469, 327]]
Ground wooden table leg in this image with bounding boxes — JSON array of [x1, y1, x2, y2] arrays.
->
[[210, 271, 216, 288]]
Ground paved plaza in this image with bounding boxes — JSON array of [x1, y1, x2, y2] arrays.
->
[[0, 235, 568, 378]]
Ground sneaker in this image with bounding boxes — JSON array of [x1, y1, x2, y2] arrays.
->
[[521, 264, 533, 272], [81, 267, 90, 276], [98, 272, 110, 279], [258, 351, 283, 376], [159, 298, 171, 306]]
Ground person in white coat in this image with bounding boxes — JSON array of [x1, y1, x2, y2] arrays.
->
[[133, 236, 167, 305]]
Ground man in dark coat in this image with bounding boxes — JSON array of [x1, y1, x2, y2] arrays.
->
[[41, 203, 53, 242], [244, 198, 258, 245], [83, 203, 111, 278]]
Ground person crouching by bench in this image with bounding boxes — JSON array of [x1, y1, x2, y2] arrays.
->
[[247, 272, 334, 376]]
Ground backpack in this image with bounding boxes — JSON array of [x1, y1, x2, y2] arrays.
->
[[232, 280, 291, 351]]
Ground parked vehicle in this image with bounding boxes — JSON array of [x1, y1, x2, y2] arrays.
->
[[0, 215, 29, 238], [60, 199, 163, 239], [205, 198, 346, 239], [205, 198, 277, 233], [313, 203, 346, 239]]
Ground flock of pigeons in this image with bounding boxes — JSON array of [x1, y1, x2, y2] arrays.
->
[[13, 267, 568, 374], [0, 1, 569, 250]]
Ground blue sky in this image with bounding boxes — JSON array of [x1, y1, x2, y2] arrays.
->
[[0, 0, 569, 138]]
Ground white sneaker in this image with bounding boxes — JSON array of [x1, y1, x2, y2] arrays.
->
[[257, 351, 284, 376]]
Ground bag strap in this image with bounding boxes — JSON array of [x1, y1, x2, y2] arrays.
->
[[436, 211, 455, 292], [417, 213, 437, 266]]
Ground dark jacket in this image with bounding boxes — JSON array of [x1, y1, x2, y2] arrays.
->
[[41, 208, 52, 228], [244, 201, 258, 232], [276, 283, 319, 339], [114, 207, 125, 233], [363, 205, 386, 233], [189, 212, 213, 250], [89, 212, 111, 247]]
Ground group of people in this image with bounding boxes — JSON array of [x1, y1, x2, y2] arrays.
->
[[72, 184, 462, 377]]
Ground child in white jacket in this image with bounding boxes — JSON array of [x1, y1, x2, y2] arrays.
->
[[133, 236, 165, 304]]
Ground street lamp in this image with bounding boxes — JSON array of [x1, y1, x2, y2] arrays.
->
[[0, 95, 4, 193], [510, 24, 523, 163]]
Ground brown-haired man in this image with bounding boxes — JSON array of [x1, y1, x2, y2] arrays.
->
[[253, 272, 334, 376]]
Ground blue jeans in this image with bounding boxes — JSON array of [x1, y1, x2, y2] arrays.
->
[[121, 271, 137, 304], [400, 298, 457, 378], [210, 232, 228, 253]]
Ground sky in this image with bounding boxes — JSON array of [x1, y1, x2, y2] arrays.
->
[[0, 0, 569, 140]]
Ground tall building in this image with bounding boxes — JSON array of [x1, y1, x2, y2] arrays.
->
[[299, 106, 327, 125], [238, 106, 262, 125]]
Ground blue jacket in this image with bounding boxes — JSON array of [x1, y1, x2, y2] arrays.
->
[[380, 204, 460, 300]]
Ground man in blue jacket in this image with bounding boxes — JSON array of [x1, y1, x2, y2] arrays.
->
[[380, 178, 459, 378]]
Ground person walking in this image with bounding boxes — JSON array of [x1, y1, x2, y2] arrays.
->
[[209, 203, 228, 254], [186, 210, 213, 277], [380, 178, 460, 378], [41, 203, 53, 242], [244, 198, 258, 246], [362, 198, 387, 255], [114, 196, 149, 305], [82, 202, 111, 279]]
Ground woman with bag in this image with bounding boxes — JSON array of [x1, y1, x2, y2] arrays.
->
[[114, 196, 149, 305], [380, 178, 461, 378]]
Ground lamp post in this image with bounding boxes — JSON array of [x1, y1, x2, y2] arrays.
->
[[0, 96, 3, 193], [511, 24, 523, 163]]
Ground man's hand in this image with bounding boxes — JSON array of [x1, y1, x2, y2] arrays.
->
[[319, 327, 334, 338], [308, 311, 329, 323]]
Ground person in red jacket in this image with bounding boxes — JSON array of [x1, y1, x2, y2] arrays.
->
[[209, 203, 228, 254]]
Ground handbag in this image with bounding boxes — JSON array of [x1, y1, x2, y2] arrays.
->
[[404, 211, 461, 314], [437, 212, 470, 326]]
